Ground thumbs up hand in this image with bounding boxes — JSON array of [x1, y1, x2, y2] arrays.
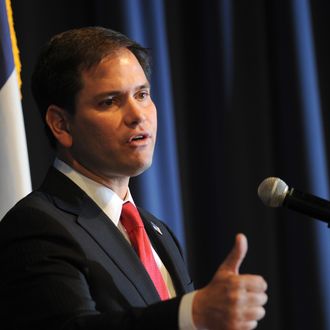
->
[[192, 234, 268, 330]]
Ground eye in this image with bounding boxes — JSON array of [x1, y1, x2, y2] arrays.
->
[[99, 97, 115, 108], [136, 90, 150, 101]]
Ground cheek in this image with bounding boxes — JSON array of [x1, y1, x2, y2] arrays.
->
[[81, 114, 118, 137], [149, 107, 157, 130], [72, 119, 110, 151], [88, 126, 118, 151], [154, 114, 157, 131]]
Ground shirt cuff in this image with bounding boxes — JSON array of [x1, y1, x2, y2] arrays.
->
[[178, 291, 198, 330]]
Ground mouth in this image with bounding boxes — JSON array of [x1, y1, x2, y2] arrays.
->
[[127, 133, 151, 145]]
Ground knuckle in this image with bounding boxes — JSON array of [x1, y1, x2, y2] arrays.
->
[[248, 320, 258, 329], [257, 276, 268, 290], [246, 306, 266, 322], [225, 319, 240, 330], [227, 320, 258, 330], [260, 292, 268, 305], [228, 275, 245, 290], [251, 291, 267, 306], [256, 306, 266, 320], [227, 289, 245, 306]]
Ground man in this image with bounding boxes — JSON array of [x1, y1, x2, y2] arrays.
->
[[0, 27, 267, 329]]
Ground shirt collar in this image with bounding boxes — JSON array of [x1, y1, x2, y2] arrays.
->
[[53, 158, 134, 227]]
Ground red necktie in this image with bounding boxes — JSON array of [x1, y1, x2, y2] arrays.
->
[[120, 202, 169, 300]]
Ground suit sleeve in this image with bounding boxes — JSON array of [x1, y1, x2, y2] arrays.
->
[[0, 202, 181, 330]]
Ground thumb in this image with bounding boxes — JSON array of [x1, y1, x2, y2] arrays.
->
[[219, 233, 248, 274]]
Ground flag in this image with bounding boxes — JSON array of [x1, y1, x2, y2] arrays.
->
[[0, 0, 31, 220]]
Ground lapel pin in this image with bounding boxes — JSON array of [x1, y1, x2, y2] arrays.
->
[[151, 222, 163, 235]]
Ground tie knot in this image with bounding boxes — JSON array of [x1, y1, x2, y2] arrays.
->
[[120, 202, 144, 233]]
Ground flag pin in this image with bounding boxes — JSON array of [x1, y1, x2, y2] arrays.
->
[[151, 222, 163, 235]]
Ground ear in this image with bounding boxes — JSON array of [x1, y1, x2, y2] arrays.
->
[[45, 105, 73, 148]]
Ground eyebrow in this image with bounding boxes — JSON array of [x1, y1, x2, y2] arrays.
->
[[95, 83, 151, 99]]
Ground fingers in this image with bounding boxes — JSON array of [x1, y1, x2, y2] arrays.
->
[[227, 287, 268, 314], [243, 305, 266, 322], [227, 295, 267, 330], [193, 288, 266, 330], [236, 320, 258, 330], [233, 274, 268, 292], [194, 233, 268, 330], [245, 292, 268, 307], [226, 277, 268, 311], [214, 272, 267, 296], [220, 233, 248, 274]]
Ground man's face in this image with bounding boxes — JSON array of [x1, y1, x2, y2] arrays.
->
[[67, 48, 157, 180]]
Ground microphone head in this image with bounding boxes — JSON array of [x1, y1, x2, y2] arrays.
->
[[257, 177, 289, 207]]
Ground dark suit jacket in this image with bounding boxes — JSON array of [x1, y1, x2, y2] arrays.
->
[[0, 167, 194, 329]]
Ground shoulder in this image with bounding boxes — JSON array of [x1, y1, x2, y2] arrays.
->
[[1, 189, 48, 219], [0, 190, 76, 246], [1, 189, 56, 225]]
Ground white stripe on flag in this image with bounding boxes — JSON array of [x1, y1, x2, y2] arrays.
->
[[0, 69, 31, 220]]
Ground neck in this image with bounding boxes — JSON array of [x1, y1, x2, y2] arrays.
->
[[57, 151, 130, 200]]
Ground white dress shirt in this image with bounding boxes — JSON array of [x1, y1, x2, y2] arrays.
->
[[53, 158, 197, 329]]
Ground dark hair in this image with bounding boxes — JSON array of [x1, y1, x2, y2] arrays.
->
[[31, 26, 151, 147]]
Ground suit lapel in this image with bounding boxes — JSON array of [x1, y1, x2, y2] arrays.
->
[[139, 208, 193, 295], [41, 167, 161, 304], [76, 200, 162, 304]]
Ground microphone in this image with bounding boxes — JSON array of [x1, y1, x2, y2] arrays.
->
[[257, 177, 330, 226]]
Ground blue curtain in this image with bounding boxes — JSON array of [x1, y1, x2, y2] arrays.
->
[[291, 0, 330, 327], [117, 0, 186, 248], [115, 2, 330, 328]]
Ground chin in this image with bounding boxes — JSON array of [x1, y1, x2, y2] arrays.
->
[[128, 160, 153, 177]]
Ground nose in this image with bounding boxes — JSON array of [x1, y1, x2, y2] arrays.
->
[[124, 98, 146, 127]]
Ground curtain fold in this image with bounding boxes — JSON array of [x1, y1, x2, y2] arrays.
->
[[291, 0, 330, 327], [118, 0, 186, 247]]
